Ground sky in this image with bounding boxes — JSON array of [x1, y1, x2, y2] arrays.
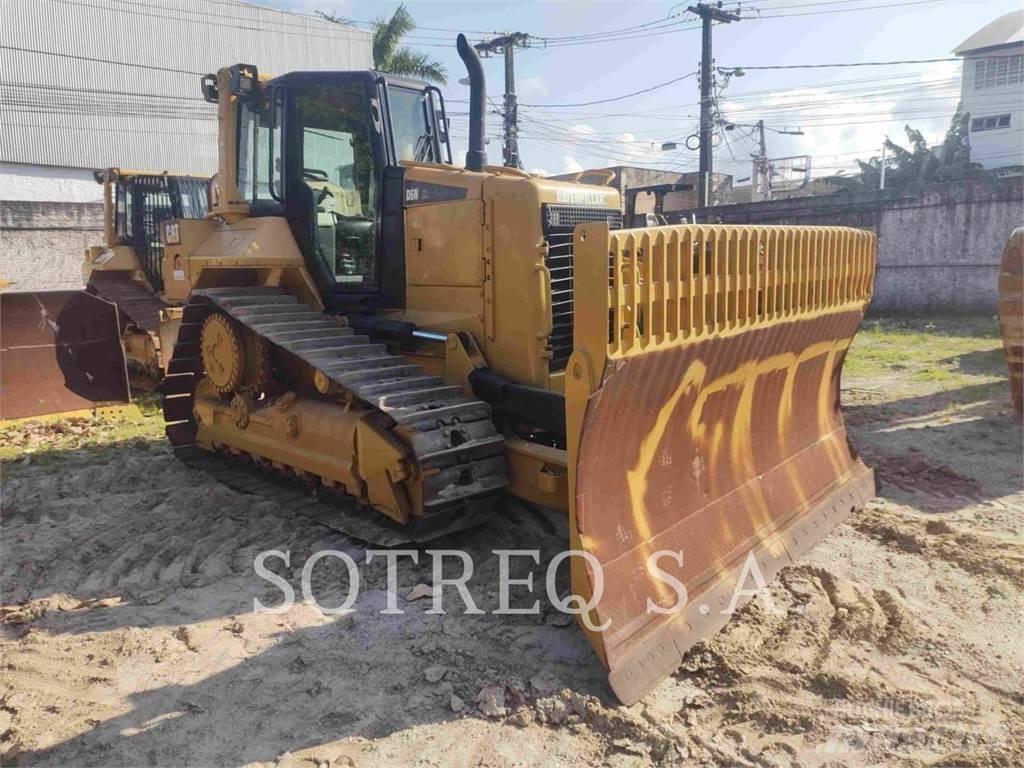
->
[[262, 0, 1022, 182]]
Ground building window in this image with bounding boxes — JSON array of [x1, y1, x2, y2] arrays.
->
[[974, 55, 1024, 89], [971, 114, 1012, 132]]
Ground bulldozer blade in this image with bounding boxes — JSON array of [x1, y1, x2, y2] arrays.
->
[[565, 224, 877, 704], [998, 227, 1023, 415], [1, 290, 130, 421]]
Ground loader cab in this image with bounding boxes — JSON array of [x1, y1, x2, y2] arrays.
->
[[229, 68, 452, 310]]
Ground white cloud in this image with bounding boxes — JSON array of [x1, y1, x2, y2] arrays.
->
[[717, 59, 963, 178], [562, 155, 584, 173], [561, 124, 664, 170], [517, 77, 548, 100], [528, 167, 550, 177]]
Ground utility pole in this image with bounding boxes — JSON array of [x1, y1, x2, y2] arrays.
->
[[475, 32, 529, 169], [752, 119, 769, 202], [689, 2, 741, 208], [879, 140, 887, 190]]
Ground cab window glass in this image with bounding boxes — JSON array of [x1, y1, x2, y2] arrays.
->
[[390, 88, 436, 162], [177, 179, 210, 219], [237, 96, 282, 205], [138, 188, 174, 247], [295, 82, 377, 287], [115, 183, 132, 241]]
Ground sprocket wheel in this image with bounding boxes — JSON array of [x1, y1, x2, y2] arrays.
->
[[201, 313, 244, 394]]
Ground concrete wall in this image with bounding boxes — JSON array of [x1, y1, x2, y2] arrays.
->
[[551, 167, 732, 212], [670, 177, 1024, 314], [0, 200, 102, 293], [0, 164, 103, 204]]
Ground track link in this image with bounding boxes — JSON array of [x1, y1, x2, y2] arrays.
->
[[87, 273, 166, 334], [161, 287, 508, 543]]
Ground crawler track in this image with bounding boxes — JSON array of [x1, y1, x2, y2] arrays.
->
[[161, 287, 507, 544], [87, 273, 166, 335]]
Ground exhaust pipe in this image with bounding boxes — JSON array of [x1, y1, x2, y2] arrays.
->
[[456, 34, 487, 172]]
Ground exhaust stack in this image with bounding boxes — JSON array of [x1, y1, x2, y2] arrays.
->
[[456, 34, 487, 172]]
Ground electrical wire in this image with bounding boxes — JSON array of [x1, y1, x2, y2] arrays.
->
[[0, 44, 204, 76], [747, 0, 951, 18], [47, 0, 457, 47], [521, 73, 697, 108], [727, 57, 962, 70]]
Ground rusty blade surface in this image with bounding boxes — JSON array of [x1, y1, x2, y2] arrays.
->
[[0, 291, 129, 420], [997, 228, 1023, 415], [572, 310, 874, 704]]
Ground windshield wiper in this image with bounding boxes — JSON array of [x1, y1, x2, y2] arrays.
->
[[412, 133, 433, 163]]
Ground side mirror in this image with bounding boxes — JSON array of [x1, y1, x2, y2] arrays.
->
[[229, 64, 259, 97], [200, 74, 218, 104]]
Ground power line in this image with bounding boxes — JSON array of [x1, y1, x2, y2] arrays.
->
[[522, 71, 962, 116], [0, 44, 203, 76], [737, 0, 917, 10], [2, 120, 215, 137], [48, 0, 457, 47], [727, 57, 961, 70], [749, 0, 951, 18], [538, 24, 702, 47], [521, 73, 697, 108], [538, 10, 693, 41], [518, 74, 965, 130], [0, 80, 206, 102]]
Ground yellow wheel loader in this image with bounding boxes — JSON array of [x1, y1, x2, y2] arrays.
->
[[160, 39, 877, 704], [84, 168, 210, 384]]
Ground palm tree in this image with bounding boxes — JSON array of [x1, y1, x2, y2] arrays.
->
[[372, 5, 447, 84]]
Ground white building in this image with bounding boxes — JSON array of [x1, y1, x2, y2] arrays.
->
[[954, 10, 1024, 172], [0, 0, 372, 203]]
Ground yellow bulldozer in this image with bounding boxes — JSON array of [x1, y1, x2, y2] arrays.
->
[[156, 38, 876, 703], [0, 169, 209, 422], [83, 168, 210, 383]]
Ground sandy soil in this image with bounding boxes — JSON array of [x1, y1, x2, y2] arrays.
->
[[1, 318, 1022, 767]]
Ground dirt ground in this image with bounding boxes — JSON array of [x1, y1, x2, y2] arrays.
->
[[1, 317, 1022, 768]]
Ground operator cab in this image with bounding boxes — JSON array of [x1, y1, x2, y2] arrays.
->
[[214, 66, 452, 309], [100, 170, 209, 291]]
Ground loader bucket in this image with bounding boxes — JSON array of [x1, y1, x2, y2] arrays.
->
[[0, 290, 130, 421], [565, 224, 877, 704]]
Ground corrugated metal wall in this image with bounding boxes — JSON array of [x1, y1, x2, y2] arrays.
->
[[0, 0, 373, 175]]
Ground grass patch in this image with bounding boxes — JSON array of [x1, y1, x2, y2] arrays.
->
[[0, 395, 165, 465], [0, 318, 1010, 469], [846, 316, 1007, 395]]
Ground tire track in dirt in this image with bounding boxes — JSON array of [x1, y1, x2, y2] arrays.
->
[[849, 505, 1024, 588], [1, 470, 335, 604]]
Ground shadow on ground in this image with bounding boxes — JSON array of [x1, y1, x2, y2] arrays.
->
[[846, 381, 1021, 512], [20, 596, 604, 766], [4, 445, 609, 764]]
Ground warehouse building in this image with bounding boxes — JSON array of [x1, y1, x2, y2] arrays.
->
[[0, 0, 370, 290], [954, 9, 1024, 172]]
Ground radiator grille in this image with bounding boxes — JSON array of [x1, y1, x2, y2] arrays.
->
[[541, 204, 622, 372]]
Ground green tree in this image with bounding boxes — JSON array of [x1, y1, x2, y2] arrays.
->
[[372, 5, 447, 84], [830, 104, 980, 190], [318, 5, 447, 84]]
